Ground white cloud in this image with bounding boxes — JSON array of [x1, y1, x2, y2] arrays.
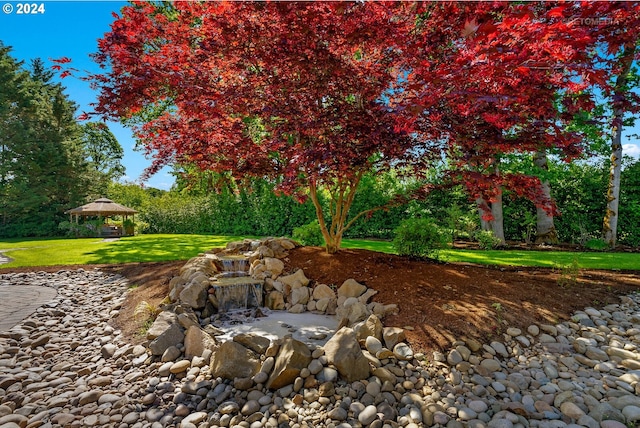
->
[[623, 143, 640, 159]]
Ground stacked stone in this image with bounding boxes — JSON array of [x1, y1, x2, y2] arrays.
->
[[167, 238, 399, 318]]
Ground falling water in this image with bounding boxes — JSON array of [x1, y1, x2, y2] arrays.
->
[[220, 257, 248, 273], [209, 255, 263, 313]]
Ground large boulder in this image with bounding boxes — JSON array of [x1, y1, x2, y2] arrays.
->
[[276, 238, 297, 250], [279, 269, 310, 290], [290, 286, 310, 306], [337, 278, 367, 299], [147, 311, 178, 340], [180, 256, 218, 277], [263, 257, 285, 279], [265, 291, 285, 310], [267, 337, 312, 390], [355, 314, 384, 342], [184, 326, 218, 359], [149, 323, 185, 356], [313, 284, 335, 300], [323, 327, 370, 382], [234, 333, 271, 355], [179, 279, 209, 309], [383, 327, 406, 349], [371, 302, 399, 319], [337, 301, 370, 326], [210, 341, 261, 379]]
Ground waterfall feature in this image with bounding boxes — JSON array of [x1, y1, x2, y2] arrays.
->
[[208, 256, 263, 313]]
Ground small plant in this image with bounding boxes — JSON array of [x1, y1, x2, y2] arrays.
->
[[475, 230, 503, 250], [134, 300, 162, 336], [292, 220, 325, 246], [491, 302, 505, 334], [520, 211, 537, 245], [584, 238, 607, 251], [557, 257, 581, 287], [392, 217, 449, 260]]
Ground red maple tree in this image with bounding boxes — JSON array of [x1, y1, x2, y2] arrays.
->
[[397, 2, 601, 241], [91, 1, 424, 253], [84, 1, 635, 252]]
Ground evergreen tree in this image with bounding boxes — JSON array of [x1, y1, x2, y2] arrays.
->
[[0, 43, 90, 236]]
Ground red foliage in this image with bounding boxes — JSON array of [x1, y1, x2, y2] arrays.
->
[[92, 1, 421, 196], [85, 1, 639, 218]]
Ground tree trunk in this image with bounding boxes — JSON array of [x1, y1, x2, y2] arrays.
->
[[476, 197, 491, 231], [490, 191, 506, 245], [603, 43, 635, 248], [475, 194, 505, 245], [533, 151, 558, 244], [308, 174, 362, 254], [603, 130, 623, 247]]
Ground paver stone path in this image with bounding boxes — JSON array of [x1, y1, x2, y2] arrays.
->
[[0, 284, 58, 331]]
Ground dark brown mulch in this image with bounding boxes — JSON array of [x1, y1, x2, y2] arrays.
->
[[3, 250, 638, 353]]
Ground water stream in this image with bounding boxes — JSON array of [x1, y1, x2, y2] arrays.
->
[[209, 256, 263, 313]]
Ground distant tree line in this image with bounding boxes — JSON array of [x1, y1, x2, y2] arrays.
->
[[108, 156, 640, 248], [0, 43, 124, 237]]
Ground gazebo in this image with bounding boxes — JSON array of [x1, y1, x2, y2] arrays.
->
[[65, 198, 138, 237]]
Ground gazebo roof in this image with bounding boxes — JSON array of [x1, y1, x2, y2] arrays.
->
[[65, 198, 138, 216]]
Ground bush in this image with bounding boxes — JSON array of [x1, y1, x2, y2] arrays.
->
[[584, 238, 607, 251], [292, 220, 325, 246], [475, 230, 503, 250], [58, 220, 103, 237], [392, 218, 449, 259]]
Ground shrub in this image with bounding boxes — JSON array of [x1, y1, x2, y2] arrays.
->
[[292, 220, 325, 246], [584, 238, 607, 251], [392, 218, 449, 259], [475, 230, 503, 250], [58, 220, 102, 237]]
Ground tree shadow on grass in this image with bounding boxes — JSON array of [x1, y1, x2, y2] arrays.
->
[[87, 235, 247, 264]]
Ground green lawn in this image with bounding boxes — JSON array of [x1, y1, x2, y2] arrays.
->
[[1, 235, 638, 270], [342, 239, 640, 270], [0, 234, 248, 268]]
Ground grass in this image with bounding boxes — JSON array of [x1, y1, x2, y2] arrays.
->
[[342, 238, 640, 270], [0, 234, 638, 271], [0, 234, 249, 268]]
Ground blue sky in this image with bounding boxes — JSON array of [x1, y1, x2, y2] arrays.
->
[[0, 1, 176, 190], [0, 1, 638, 193]]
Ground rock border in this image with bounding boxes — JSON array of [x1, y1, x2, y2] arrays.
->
[[147, 238, 411, 389]]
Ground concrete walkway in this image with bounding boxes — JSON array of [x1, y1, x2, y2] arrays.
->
[[0, 284, 58, 332]]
